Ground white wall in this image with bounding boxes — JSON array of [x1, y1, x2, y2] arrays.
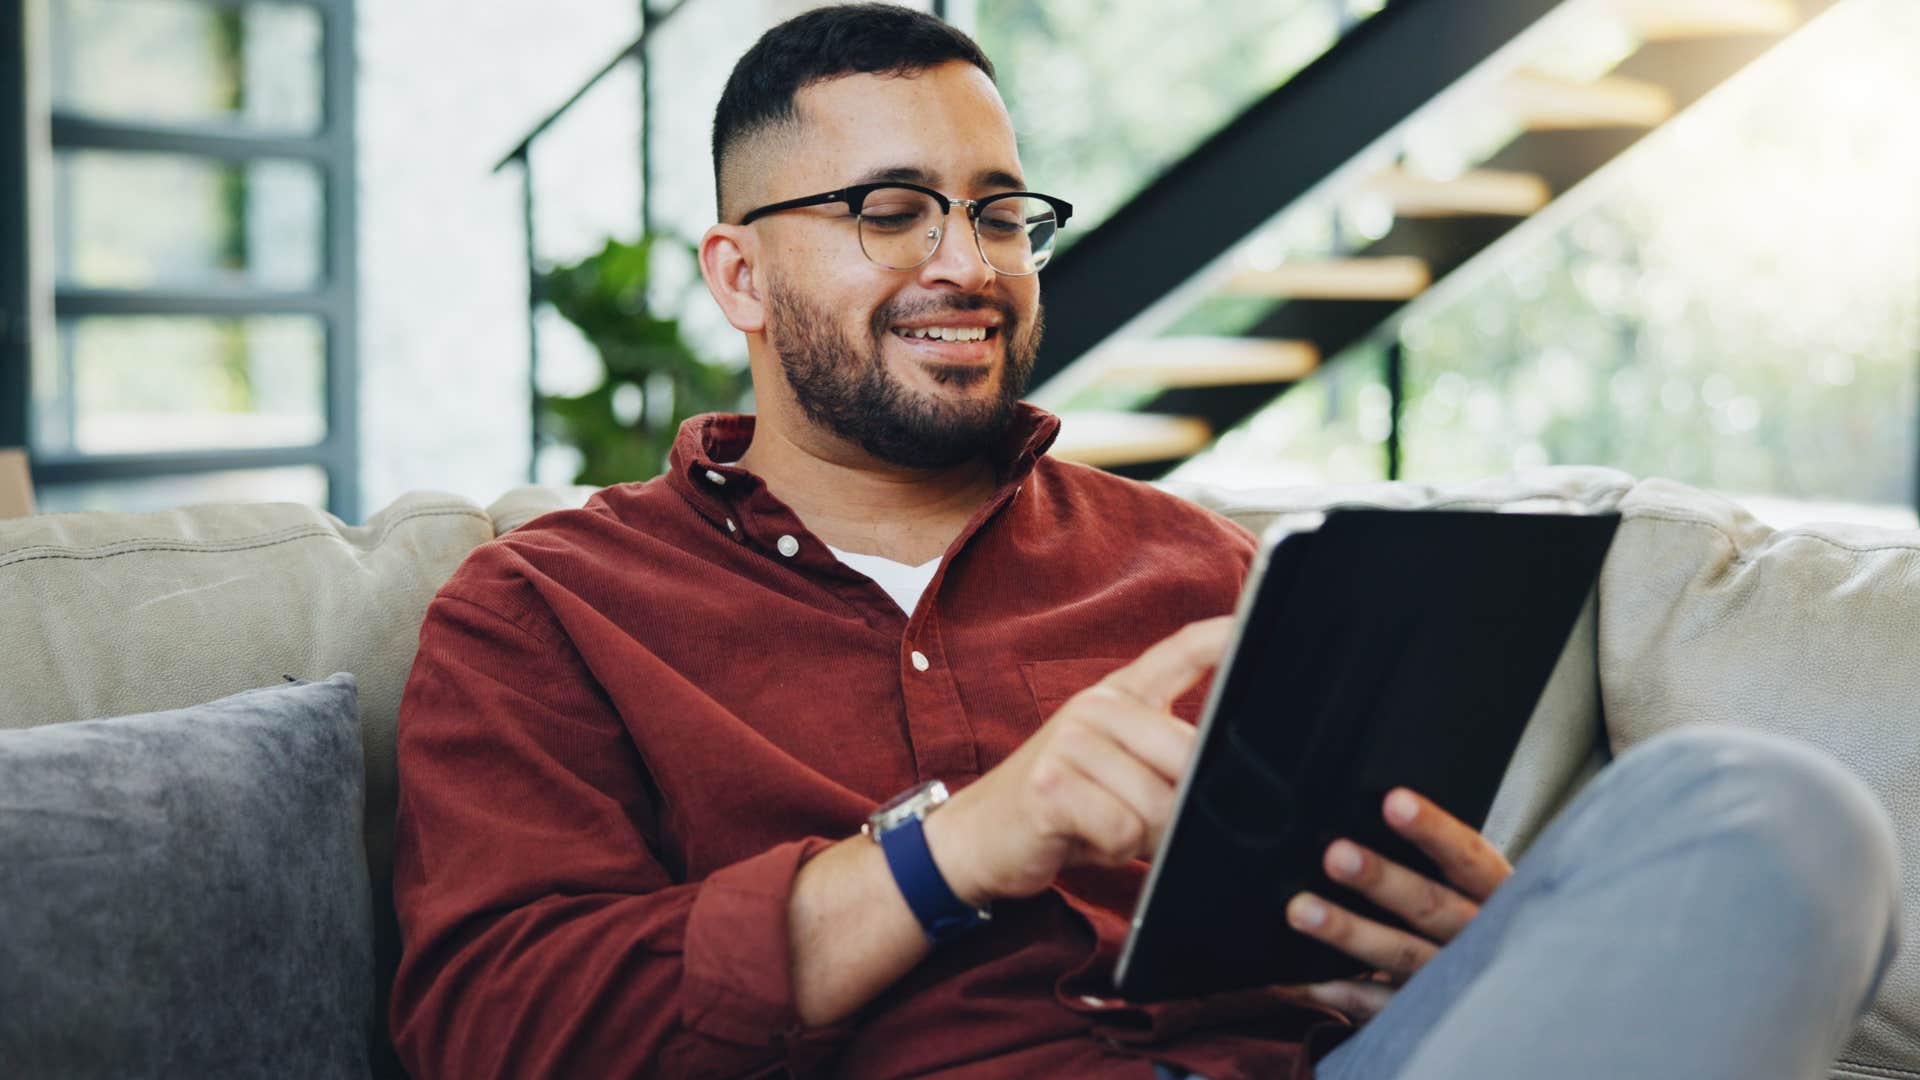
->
[[354, 0, 639, 514]]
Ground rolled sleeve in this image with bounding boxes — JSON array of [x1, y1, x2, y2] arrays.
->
[[683, 838, 828, 1041]]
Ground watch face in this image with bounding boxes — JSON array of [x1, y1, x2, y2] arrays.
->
[[871, 779, 949, 835]]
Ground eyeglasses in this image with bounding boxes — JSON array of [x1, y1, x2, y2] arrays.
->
[[739, 182, 1073, 277]]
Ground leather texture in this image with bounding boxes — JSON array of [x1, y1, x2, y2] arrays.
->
[[1600, 479, 1920, 1079]]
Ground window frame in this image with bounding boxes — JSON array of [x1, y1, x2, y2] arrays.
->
[[2, 0, 30, 453], [4, 0, 359, 520]]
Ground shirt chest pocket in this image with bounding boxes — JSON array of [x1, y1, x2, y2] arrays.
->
[[1018, 657, 1212, 726]]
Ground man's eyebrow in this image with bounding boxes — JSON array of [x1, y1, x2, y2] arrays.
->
[[849, 165, 937, 187], [845, 165, 1029, 192], [973, 168, 1026, 191]]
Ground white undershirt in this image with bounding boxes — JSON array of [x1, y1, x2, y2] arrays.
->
[[828, 545, 940, 615], [715, 462, 940, 614]]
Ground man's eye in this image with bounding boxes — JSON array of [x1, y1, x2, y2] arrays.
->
[[861, 203, 927, 226], [979, 216, 1025, 237], [863, 213, 920, 229]]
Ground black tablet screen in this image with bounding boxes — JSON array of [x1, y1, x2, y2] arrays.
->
[[1115, 508, 1618, 1000]]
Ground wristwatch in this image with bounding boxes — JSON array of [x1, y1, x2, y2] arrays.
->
[[863, 779, 992, 944]]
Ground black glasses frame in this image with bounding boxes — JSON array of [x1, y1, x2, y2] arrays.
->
[[738, 182, 1073, 275], [739, 181, 1073, 229]]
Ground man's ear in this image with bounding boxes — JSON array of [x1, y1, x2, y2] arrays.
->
[[699, 224, 766, 335]]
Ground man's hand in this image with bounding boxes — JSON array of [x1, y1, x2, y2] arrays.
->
[[1284, 789, 1513, 1022], [927, 617, 1234, 907]]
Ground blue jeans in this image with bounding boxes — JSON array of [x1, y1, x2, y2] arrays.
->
[[1166, 725, 1901, 1079]]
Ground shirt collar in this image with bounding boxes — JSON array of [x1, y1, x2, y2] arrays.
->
[[666, 404, 1062, 504]]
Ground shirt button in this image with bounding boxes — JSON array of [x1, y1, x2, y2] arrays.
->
[[704, 469, 727, 486], [910, 650, 930, 672], [776, 534, 800, 557], [724, 518, 736, 533], [1079, 994, 1113, 1009]]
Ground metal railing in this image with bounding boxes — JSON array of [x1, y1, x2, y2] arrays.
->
[[493, 0, 951, 480], [493, 0, 690, 479]]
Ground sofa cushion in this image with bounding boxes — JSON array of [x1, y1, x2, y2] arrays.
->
[[0, 492, 491, 864], [0, 491, 494, 1078], [1600, 479, 1920, 1080], [0, 674, 371, 1078], [1164, 465, 1636, 858], [486, 483, 601, 535]]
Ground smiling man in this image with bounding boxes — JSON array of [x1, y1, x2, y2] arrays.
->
[[387, 6, 1900, 1078], [708, 46, 1054, 563]]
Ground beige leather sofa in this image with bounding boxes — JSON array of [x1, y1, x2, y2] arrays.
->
[[2, 466, 1913, 1079]]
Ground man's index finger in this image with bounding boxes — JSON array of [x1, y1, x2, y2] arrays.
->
[[1098, 616, 1235, 712]]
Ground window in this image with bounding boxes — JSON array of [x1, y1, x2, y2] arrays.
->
[[4, 0, 357, 518], [1170, 0, 1920, 525]]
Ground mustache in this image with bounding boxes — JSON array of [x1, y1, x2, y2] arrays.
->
[[869, 294, 1019, 337]]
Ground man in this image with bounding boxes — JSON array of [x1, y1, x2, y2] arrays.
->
[[389, 6, 1899, 1077]]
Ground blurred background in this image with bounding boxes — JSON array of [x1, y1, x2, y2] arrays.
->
[[1, 0, 1915, 527]]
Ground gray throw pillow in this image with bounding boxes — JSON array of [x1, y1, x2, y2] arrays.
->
[[0, 673, 373, 1079]]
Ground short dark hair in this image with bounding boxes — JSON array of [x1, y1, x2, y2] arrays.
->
[[712, 4, 996, 219]]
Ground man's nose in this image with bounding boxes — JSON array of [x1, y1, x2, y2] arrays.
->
[[918, 204, 996, 290]]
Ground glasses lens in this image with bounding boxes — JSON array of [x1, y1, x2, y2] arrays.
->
[[977, 196, 1058, 275], [856, 188, 944, 270]]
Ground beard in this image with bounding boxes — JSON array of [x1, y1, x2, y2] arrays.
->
[[763, 278, 1043, 470]]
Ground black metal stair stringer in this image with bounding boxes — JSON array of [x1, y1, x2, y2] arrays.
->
[[1029, 0, 1569, 388], [1105, 11, 1841, 480]]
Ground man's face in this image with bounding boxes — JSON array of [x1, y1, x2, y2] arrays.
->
[[749, 62, 1045, 469]]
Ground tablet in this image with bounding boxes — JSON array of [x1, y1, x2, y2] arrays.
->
[[1112, 507, 1619, 1000]]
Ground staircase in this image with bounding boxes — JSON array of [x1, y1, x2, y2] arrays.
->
[[1029, 0, 1838, 478]]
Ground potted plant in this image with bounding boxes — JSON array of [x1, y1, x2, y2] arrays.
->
[[540, 237, 749, 486]]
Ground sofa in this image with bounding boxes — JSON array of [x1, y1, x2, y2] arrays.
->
[[1, 465, 1914, 1078]]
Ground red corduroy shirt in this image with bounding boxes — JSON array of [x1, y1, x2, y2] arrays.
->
[[389, 406, 1352, 1079]]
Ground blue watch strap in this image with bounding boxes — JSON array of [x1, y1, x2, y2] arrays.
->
[[876, 813, 990, 944]]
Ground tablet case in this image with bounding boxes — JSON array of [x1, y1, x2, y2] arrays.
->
[[1114, 508, 1619, 1000]]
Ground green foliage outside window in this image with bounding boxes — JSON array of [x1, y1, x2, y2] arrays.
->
[[1396, 202, 1918, 505], [998, 0, 1919, 511], [974, 0, 1356, 238], [1392, 0, 1920, 506]]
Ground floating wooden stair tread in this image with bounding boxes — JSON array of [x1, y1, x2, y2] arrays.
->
[[1606, 0, 1797, 40], [1225, 256, 1432, 301], [1095, 336, 1320, 389], [1498, 71, 1675, 130], [1360, 168, 1552, 218], [1049, 412, 1213, 468]]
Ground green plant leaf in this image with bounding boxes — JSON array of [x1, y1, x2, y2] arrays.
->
[[538, 235, 750, 486]]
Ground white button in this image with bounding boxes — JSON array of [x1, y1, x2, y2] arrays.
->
[[704, 469, 727, 485], [776, 534, 800, 557], [910, 650, 930, 672], [724, 518, 736, 533], [1079, 994, 1112, 1009]]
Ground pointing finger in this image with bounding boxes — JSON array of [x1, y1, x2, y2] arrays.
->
[[1096, 617, 1234, 713]]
